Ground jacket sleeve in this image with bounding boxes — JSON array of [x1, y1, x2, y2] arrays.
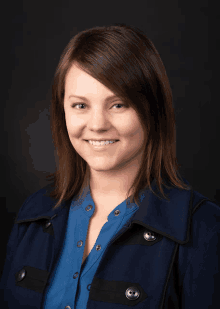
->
[[180, 204, 220, 308], [0, 193, 34, 304]]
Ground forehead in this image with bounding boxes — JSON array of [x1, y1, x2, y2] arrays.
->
[[65, 64, 116, 98]]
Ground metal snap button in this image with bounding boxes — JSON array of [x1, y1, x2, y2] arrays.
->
[[143, 231, 156, 241], [77, 240, 83, 247], [96, 245, 101, 251], [114, 209, 120, 216], [45, 221, 51, 228], [64, 306, 71, 309], [73, 272, 78, 279], [85, 205, 93, 211], [125, 286, 140, 300], [17, 269, 26, 281]]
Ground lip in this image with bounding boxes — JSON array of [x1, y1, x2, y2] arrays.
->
[[85, 140, 119, 150], [85, 139, 119, 142]]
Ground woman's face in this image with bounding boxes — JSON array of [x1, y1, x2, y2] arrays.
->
[[63, 63, 146, 176]]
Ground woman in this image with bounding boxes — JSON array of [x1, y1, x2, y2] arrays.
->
[[1, 23, 220, 308]]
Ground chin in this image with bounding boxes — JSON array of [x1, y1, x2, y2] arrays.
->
[[88, 162, 118, 172]]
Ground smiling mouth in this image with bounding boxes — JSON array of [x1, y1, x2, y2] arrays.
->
[[85, 140, 119, 143], [85, 140, 119, 142], [85, 140, 119, 146]]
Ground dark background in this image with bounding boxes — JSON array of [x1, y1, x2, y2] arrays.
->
[[1, 0, 220, 278]]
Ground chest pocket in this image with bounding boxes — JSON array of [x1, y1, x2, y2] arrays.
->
[[113, 223, 163, 247], [29, 214, 58, 236]]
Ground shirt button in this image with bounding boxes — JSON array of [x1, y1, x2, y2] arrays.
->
[[73, 272, 78, 279], [85, 205, 93, 211], [64, 306, 71, 309], [96, 245, 101, 251], [143, 231, 156, 241], [77, 240, 83, 247], [87, 284, 91, 291], [125, 286, 140, 300], [114, 209, 120, 216]]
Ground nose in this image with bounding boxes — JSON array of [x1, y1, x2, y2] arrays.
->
[[87, 110, 111, 131]]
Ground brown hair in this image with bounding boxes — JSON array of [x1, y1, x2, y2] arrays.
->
[[46, 23, 191, 210]]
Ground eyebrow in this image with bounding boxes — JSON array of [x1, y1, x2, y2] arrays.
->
[[68, 94, 119, 102]]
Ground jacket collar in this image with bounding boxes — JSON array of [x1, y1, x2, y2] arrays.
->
[[15, 177, 200, 245], [129, 178, 194, 244]]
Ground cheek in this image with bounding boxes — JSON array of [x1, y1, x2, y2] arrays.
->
[[119, 119, 145, 150], [65, 115, 84, 134], [119, 120, 143, 139], [115, 110, 143, 137]]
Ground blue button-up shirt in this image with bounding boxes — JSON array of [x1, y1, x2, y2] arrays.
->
[[42, 183, 139, 308]]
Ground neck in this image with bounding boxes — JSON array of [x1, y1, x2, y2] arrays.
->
[[89, 161, 139, 198]]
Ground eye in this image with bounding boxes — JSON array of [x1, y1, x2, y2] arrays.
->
[[71, 103, 86, 109], [71, 103, 127, 109], [112, 103, 126, 109]]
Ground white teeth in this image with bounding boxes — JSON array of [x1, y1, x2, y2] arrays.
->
[[88, 140, 117, 145]]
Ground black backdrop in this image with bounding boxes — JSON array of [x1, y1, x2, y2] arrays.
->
[[1, 0, 220, 278]]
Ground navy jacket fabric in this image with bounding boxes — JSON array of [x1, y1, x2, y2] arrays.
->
[[1, 177, 220, 308]]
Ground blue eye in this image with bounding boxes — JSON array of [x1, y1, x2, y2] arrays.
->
[[71, 103, 127, 109], [112, 104, 126, 109], [72, 103, 86, 109]]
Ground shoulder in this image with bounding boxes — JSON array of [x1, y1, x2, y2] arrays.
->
[[180, 188, 220, 266], [15, 182, 57, 223], [191, 189, 220, 233]]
